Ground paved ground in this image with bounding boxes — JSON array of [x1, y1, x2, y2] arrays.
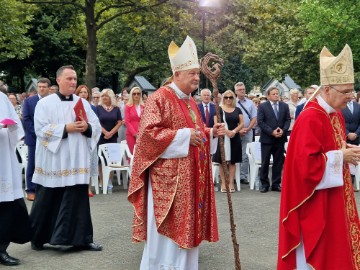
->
[[7, 183, 360, 270]]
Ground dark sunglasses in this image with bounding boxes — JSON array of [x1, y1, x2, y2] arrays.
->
[[133, 92, 141, 96], [224, 96, 234, 100]]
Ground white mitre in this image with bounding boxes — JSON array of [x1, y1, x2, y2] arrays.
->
[[168, 35, 200, 72], [320, 44, 354, 85]]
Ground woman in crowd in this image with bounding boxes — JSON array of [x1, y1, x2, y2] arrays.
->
[[96, 88, 122, 188], [0, 92, 32, 266], [213, 90, 244, 192], [118, 93, 129, 143], [125, 87, 144, 154], [75, 85, 98, 197], [8, 93, 22, 120]]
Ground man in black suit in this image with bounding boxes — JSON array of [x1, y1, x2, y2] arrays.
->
[[22, 78, 50, 201], [257, 86, 291, 193], [342, 96, 360, 145], [198, 88, 216, 128]]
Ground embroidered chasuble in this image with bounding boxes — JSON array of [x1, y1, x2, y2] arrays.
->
[[128, 86, 218, 249], [33, 94, 101, 187], [278, 99, 360, 269]]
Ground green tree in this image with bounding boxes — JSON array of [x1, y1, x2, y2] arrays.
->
[[97, 0, 197, 88], [238, 0, 318, 87], [0, 4, 86, 90], [23, 0, 169, 88], [299, 0, 360, 83], [0, 0, 33, 62]]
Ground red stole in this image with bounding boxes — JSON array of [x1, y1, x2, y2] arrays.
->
[[175, 95, 211, 246]]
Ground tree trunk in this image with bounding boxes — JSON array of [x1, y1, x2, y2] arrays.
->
[[85, 0, 97, 88]]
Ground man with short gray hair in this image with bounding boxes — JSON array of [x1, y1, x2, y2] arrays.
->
[[286, 88, 299, 135], [234, 82, 257, 184], [278, 44, 360, 270], [198, 88, 216, 128]]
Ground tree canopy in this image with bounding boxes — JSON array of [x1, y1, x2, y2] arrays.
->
[[2, 0, 360, 92], [0, 0, 33, 62]]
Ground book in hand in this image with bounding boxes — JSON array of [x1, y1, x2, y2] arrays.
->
[[0, 118, 17, 128], [73, 98, 88, 122]]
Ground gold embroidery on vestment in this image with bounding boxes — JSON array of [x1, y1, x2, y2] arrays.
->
[[35, 167, 89, 176]]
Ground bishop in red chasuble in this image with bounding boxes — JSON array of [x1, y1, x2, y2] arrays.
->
[[278, 45, 360, 270], [128, 36, 223, 270]]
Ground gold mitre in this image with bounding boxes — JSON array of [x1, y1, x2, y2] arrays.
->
[[320, 44, 354, 85], [168, 35, 200, 72]]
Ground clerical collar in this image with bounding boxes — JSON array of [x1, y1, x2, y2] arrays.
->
[[316, 95, 336, 114], [169, 82, 191, 99], [56, 91, 73, 101]]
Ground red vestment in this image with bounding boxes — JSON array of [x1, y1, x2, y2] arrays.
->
[[278, 99, 360, 269], [128, 86, 218, 249]]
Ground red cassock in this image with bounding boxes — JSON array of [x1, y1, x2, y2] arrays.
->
[[278, 99, 360, 269], [128, 86, 218, 249]]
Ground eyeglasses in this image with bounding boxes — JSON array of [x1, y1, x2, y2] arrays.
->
[[133, 92, 141, 96], [329, 85, 354, 96], [224, 96, 234, 100], [93, 97, 99, 99]]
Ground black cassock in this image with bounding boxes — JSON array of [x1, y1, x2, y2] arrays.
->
[[0, 199, 32, 250], [30, 184, 93, 246]]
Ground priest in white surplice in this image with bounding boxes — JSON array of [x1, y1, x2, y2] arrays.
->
[[30, 65, 103, 252], [0, 92, 32, 266], [128, 36, 225, 269]]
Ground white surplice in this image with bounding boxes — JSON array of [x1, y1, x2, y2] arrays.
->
[[140, 83, 218, 270], [33, 94, 101, 187], [0, 92, 24, 202]]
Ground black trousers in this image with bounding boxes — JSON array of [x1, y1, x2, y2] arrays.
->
[[260, 142, 285, 189], [30, 184, 93, 246]]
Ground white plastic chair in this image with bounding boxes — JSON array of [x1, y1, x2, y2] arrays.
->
[[212, 161, 241, 191], [116, 140, 133, 188], [16, 141, 28, 189], [246, 142, 273, 190], [98, 143, 132, 194], [212, 162, 220, 184]]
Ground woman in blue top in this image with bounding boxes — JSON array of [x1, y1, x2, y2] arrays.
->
[[96, 89, 123, 189]]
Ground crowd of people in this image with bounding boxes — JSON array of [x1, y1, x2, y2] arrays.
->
[[0, 37, 359, 270], [0, 67, 149, 266]]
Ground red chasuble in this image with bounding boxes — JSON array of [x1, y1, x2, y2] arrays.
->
[[278, 100, 360, 269], [128, 86, 219, 249]]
